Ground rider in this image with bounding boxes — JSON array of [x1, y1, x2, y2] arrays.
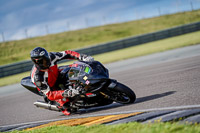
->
[[30, 47, 94, 115]]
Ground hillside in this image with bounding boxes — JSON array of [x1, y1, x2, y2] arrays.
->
[[0, 9, 200, 65]]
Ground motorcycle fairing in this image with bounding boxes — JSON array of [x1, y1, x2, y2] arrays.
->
[[68, 61, 109, 86], [21, 76, 43, 96]]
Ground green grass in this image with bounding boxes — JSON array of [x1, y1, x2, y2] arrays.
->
[[1, 10, 200, 65], [8, 122, 200, 133], [1, 30, 200, 87]]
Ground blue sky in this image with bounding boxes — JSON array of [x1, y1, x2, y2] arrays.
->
[[0, 0, 200, 42]]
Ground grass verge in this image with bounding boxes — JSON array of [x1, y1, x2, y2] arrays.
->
[[0, 30, 200, 87], [9, 122, 200, 133]]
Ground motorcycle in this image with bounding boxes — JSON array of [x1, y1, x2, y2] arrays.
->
[[21, 60, 136, 114]]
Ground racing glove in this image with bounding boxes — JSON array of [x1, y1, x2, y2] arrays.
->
[[79, 54, 94, 62], [62, 87, 80, 98]]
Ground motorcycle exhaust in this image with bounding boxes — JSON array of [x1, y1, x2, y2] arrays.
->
[[34, 101, 60, 112]]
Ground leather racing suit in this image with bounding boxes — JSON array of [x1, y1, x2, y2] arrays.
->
[[31, 50, 88, 110]]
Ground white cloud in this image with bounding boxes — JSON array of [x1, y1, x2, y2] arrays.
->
[[1, 12, 22, 30], [9, 30, 27, 40]]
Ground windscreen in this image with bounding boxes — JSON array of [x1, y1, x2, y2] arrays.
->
[[68, 67, 80, 78], [68, 65, 92, 79]]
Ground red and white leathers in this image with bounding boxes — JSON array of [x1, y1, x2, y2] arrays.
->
[[31, 50, 82, 112]]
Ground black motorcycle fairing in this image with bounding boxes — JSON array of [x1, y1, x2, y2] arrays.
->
[[107, 79, 117, 89], [57, 65, 71, 85], [69, 89, 113, 109], [68, 61, 109, 87], [21, 76, 43, 96]]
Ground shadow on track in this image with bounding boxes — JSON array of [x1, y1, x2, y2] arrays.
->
[[63, 91, 176, 115], [134, 91, 176, 104]]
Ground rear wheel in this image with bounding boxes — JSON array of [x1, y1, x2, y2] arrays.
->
[[109, 82, 136, 104]]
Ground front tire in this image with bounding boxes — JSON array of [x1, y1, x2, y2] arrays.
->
[[109, 82, 136, 104]]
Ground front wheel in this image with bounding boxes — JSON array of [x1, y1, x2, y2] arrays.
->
[[109, 82, 136, 104]]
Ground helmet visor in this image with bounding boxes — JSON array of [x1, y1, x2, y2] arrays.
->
[[32, 57, 49, 70]]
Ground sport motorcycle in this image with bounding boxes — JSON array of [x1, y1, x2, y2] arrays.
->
[[21, 61, 136, 114]]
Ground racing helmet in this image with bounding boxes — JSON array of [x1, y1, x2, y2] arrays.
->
[[30, 47, 51, 70]]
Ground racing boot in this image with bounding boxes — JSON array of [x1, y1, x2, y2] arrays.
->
[[55, 98, 71, 115], [62, 109, 71, 115]]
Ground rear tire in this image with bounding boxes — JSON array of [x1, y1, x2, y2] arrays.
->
[[109, 82, 136, 104]]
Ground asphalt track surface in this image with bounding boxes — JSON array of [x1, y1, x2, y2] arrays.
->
[[1, 45, 200, 126]]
